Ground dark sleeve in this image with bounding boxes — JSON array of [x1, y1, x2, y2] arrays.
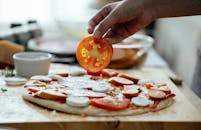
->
[[191, 43, 201, 98]]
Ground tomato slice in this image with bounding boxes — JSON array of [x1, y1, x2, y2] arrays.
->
[[90, 97, 130, 111], [76, 36, 113, 74], [36, 89, 67, 100]]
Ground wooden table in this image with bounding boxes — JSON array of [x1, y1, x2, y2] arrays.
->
[[0, 63, 201, 130]]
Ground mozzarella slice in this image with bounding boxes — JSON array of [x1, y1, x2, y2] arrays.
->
[[140, 87, 149, 93], [152, 86, 170, 91], [101, 69, 118, 77], [62, 88, 106, 98], [118, 73, 139, 83], [48, 74, 65, 82], [66, 96, 89, 107], [122, 85, 140, 97], [4, 77, 27, 86], [122, 86, 139, 94], [92, 82, 110, 92], [148, 90, 166, 99], [124, 85, 141, 89], [137, 79, 154, 85], [131, 95, 154, 107], [69, 69, 86, 76], [109, 77, 134, 85], [30, 75, 52, 82]]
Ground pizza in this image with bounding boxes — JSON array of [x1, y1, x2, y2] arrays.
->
[[23, 68, 175, 116]]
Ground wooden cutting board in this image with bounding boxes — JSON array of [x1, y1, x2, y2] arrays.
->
[[0, 64, 201, 130]]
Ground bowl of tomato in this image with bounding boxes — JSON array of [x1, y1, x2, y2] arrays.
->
[[108, 34, 154, 69]]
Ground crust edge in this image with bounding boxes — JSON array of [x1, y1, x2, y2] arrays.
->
[[23, 93, 174, 116]]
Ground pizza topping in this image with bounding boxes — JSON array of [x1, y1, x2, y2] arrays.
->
[[101, 69, 118, 77], [66, 96, 89, 107], [48, 74, 65, 82], [116, 92, 124, 101], [46, 83, 66, 90], [92, 82, 111, 93], [109, 77, 134, 86], [32, 80, 47, 86], [139, 87, 149, 93], [69, 69, 86, 76], [124, 85, 141, 89], [22, 68, 176, 115], [30, 75, 52, 82], [62, 88, 106, 98], [27, 86, 45, 93], [61, 76, 97, 89], [137, 79, 154, 85], [90, 97, 130, 111], [24, 82, 46, 88], [154, 83, 167, 87], [151, 86, 171, 95], [148, 90, 166, 99], [131, 95, 154, 107], [122, 85, 140, 97], [4, 77, 27, 86], [145, 82, 167, 88], [118, 73, 139, 83], [36, 89, 67, 100]]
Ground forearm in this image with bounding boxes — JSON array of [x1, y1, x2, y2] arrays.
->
[[146, 0, 201, 18]]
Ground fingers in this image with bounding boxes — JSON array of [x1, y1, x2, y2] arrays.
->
[[88, 5, 113, 34], [105, 20, 148, 44]]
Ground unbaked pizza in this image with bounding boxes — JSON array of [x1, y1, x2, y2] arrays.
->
[[23, 68, 175, 116]]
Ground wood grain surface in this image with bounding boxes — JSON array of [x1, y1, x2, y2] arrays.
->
[[0, 64, 201, 130]]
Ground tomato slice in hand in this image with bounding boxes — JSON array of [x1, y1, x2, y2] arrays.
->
[[76, 36, 113, 74], [90, 97, 130, 111]]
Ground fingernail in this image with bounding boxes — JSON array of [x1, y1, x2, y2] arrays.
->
[[88, 28, 93, 34]]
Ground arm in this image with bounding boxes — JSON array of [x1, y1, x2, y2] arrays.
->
[[88, 0, 201, 44]]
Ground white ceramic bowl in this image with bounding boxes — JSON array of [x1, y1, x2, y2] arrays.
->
[[13, 52, 52, 77]]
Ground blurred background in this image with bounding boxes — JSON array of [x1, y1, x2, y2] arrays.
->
[[0, 0, 201, 88]]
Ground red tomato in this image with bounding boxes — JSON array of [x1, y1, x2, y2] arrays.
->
[[90, 97, 130, 111], [76, 36, 113, 74], [36, 90, 67, 100], [27, 87, 44, 93]]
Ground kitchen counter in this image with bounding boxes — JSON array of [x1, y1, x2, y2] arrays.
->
[[0, 49, 201, 130]]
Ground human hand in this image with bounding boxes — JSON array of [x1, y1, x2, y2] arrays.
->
[[88, 0, 156, 44], [88, 0, 201, 44]]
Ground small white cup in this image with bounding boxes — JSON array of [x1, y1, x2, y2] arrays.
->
[[13, 52, 52, 77]]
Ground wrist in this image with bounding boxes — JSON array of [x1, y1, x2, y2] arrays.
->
[[148, 0, 201, 18]]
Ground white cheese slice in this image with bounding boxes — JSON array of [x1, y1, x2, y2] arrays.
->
[[66, 96, 89, 107], [92, 82, 110, 93], [109, 77, 134, 85], [131, 95, 154, 107], [69, 69, 86, 76], [4, 77, 27, 86], [62, 88, 106, 98], [122, 87, 139, 94], [47, 74, 65, 82], [137, 79, 154, 85]]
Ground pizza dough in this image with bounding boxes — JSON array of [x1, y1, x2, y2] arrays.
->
[[23, 69, 175, 116], [23, 94, 173, 116]]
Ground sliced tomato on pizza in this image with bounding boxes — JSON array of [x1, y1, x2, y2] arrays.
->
[[90, 97, 130, 111]]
